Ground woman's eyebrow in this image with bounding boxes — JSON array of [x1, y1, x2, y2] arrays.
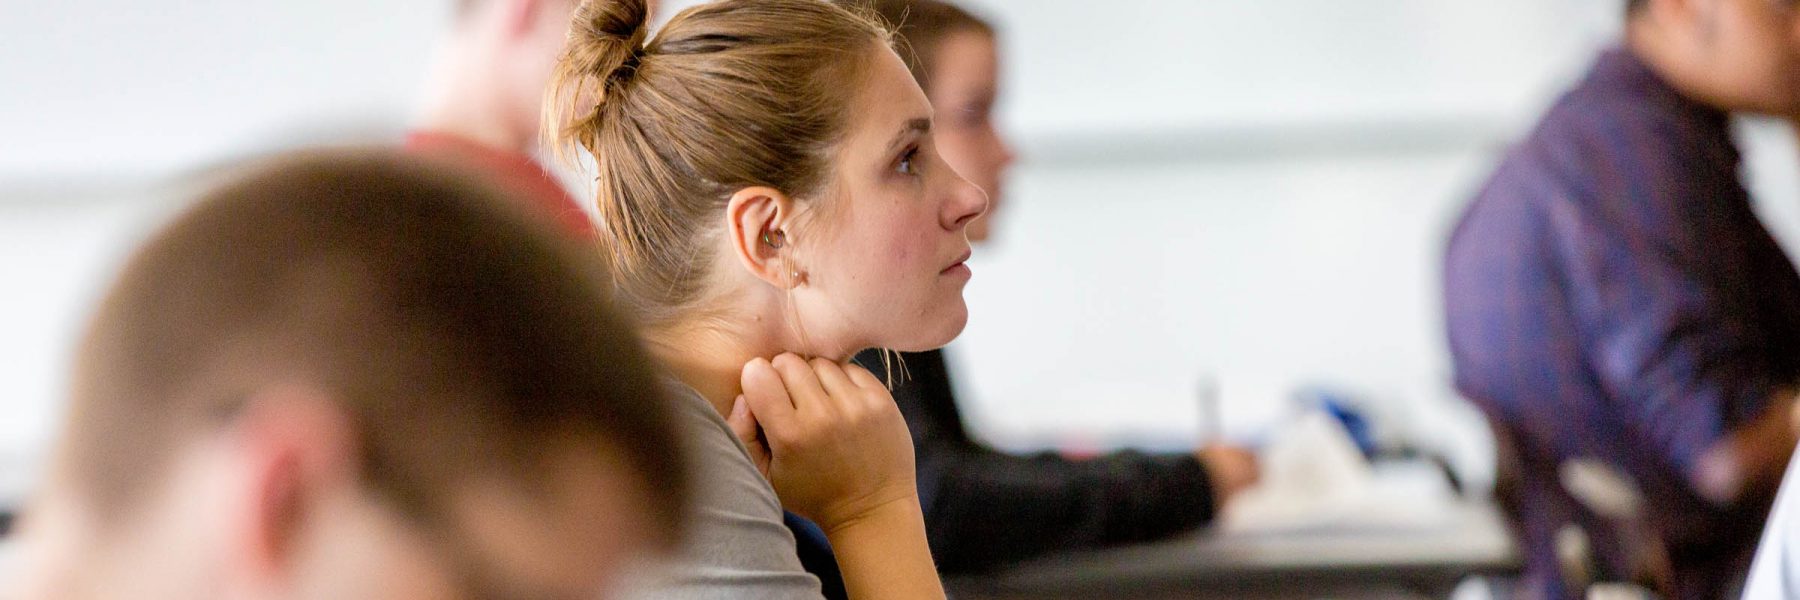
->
[[885, 118, 932, 153]]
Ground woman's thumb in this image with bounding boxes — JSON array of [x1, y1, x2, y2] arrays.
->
[[727, 395, 756, 441]]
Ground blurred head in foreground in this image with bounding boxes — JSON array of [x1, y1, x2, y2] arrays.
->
[[11, 150, 688, 600]]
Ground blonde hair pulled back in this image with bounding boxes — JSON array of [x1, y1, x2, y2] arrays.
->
[[546, 0, 893, 327]]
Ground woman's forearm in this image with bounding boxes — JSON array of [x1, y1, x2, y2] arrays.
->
[[824, 495, 946, 600]]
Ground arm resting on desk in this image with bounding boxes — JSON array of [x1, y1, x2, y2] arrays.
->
[[870, 349, 1217, 573]]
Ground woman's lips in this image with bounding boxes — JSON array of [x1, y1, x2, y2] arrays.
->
[[941, 249, 973, 275]]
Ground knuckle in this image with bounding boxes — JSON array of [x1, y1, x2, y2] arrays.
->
[[745, 358, 774, 377], [767, 426, 803, 448], [858, 390, 887, 408]]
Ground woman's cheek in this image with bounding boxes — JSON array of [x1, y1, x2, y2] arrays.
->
[[870, 203, 935, 275]]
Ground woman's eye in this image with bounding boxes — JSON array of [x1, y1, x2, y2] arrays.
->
[[897, 147, 921, 176]]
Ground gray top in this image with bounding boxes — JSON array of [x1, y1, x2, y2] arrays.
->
[[618, 380, 823, 599]]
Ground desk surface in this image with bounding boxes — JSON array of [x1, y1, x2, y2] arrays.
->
[[947, 500, 1519, 600]]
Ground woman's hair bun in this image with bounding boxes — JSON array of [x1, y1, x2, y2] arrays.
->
[[568, 0, 650, 87]]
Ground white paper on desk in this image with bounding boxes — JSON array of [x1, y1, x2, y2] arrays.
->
[[1220, 410, 1457, 534]]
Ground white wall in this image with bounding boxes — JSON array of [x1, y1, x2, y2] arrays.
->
[[926, 0, 1628, 484], [962, 0, 1621, 136], [0, 0, 450, 182], [0, 188, 176, 505], [899, 0, 1800, 494], [1, 0, 455, 504], [8, 0, 1800, 500]]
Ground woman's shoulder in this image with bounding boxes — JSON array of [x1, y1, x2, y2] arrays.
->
[[659, 378, 772, 499], [625, 378, 822, 599]]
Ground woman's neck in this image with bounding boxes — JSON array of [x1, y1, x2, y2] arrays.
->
[[647, 323, 760, 417], [646, 280, 872, 415], [649, 315, 869, 417]]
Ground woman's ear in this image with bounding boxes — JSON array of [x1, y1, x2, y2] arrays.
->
[[726, 186, 801, 289]]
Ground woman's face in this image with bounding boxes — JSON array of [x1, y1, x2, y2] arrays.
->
[[924, 30, 1013, 243], [789, 46, 989, 357]]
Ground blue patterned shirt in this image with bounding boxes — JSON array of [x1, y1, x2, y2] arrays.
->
[[1445, 46, 1800, 600]]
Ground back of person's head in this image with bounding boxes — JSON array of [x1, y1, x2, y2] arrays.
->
[[13, 150, 687, 600], [545, 0, 988, 359], [1624, 0, 1800, 115]]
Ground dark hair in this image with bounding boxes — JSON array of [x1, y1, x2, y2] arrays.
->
[[1626, 0, 1647, 15], [64, 150, 688, 547], [856, 0, 994, 93]]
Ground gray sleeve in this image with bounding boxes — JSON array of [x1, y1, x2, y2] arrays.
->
[[619, 384, 823, 600], [1743, 443, 1800, 599]]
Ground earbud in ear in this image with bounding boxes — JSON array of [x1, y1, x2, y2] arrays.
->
[[762, 230, 787, 249]]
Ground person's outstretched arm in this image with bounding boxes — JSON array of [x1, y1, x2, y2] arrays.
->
[[867, 349, 1256, 572]]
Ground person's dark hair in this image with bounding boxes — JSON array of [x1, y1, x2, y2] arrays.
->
[[1626, 0, 1648, 15], [856, 0, 994, 93], [63, 150, 688, 547]]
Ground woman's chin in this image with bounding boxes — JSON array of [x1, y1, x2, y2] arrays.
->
[[887, 307, 969, 353]]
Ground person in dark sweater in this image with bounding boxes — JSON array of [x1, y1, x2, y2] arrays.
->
[[849, 0, 1260, 574]]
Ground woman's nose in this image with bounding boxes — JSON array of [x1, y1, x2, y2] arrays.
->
[[946, 176, 989, 230]]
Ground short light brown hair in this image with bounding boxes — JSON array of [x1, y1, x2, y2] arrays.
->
[[544, 0, 891, 327], [63, 150, 687, 546]]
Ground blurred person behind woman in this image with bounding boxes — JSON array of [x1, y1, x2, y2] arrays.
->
[[846, 0, 1260, 574], [409, 0, 614, 239]]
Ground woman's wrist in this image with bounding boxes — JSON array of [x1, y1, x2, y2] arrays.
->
[[819, 491, 926, 542], [822, 492, 945, 600]]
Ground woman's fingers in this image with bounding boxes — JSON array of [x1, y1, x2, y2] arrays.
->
[[809, 357, 858, 401], [727, 395, 772, 479], [736, 353, 919, 532], [843, 362, 885, 392], [740, 357, 797, 425], [727, 394, 758, 443], [770, 352, 833, 419]]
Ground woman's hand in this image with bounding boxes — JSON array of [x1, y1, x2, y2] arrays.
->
[[732, 353, 919, 533], [726, 394, 772, 479], [1196, 444, 1260, 508]]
